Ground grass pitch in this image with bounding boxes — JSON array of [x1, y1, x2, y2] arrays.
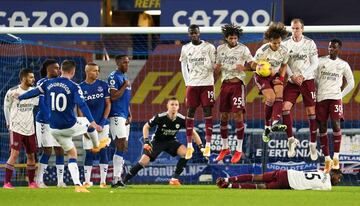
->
[[0, 185, 359, 206]]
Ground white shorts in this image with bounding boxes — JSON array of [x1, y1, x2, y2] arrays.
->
[[82, 124, 110, 150], [50, 117, 89, 152], [109, 117, 130, 140], [36, 122, 61, 148]]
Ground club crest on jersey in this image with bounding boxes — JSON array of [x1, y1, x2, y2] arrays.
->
[[97, 86, 103, 92], [109, 79, 115, 85], [175, 124, 180, 129], [201, 51, 207, 56]]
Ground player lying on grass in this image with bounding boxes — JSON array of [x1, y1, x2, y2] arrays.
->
[[216, 169, 342, 190], [123, 97, 205, 186]]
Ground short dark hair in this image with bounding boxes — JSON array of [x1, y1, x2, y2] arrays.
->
[[115, 55, 128, 61], [19, 68, 33, 81], [330, 38, 342, 48], [264, 22, 288, 41], [221, 24, 243, 38], [167, 97, 179, 103], [40, 59, 58, 78], [61, 60, 76, 72], [188, 24, 200, 31]]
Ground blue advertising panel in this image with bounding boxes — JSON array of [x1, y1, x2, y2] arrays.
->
[[161, 0, 283, 27], [0, 0, 101, 40]]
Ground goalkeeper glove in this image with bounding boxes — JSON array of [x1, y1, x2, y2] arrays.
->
[[143, 139, 153, 152]]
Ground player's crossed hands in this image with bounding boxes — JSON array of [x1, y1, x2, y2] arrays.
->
[[123, 80, 130, 88], [291, 75, 305, 86], [89, 121, 103, 132]]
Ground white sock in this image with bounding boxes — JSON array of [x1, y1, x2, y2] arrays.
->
[[88, 131, 99, 147], [236, 139, 243, 152], [37, 163, 47, 183], [84, 166, 92, 183], [68, 162, 81, 185], [333, 153, 339, 159], [187, 143, 193, 148], [99, 164, 108, 184], [221, 138, 229, 150], [113, 155, 124, 181], [265, 125, 271, 130], [205, 142, 211, 147], [56, 164, 64, 184]]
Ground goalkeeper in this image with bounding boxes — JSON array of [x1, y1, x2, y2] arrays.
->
[[123, 97, 204, 186]]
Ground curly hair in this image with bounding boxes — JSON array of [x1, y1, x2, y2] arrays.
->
[[264, 22, 288, 41], [221, 24, 243, 38]]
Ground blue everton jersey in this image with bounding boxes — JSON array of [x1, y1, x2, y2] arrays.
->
[[80, 79, 110, 124], [35, 77, 50, 124], [38, 77, 93, 129], [108, 70, 131, 118]]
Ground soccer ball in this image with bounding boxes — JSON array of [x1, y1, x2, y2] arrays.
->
[[255, 60, 272, 77]]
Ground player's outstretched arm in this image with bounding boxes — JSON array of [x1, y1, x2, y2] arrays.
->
[[18, 87, 42, 100], [74, 86, 96, 124]]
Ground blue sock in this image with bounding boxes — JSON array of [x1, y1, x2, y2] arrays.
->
[[100, 148, 109, 164], [55, 155, 64, 165], [40, 153, 51, 164], [84, 150, 94, 166], [68, 158, 77, 163]]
